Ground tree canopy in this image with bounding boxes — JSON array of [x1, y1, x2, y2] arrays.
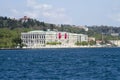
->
[[0, 16, 119, 48]]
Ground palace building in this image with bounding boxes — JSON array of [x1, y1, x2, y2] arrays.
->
[[21, 30, 88, 48]]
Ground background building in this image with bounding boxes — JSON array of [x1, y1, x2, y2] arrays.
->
[[21, 30, 88, 48]]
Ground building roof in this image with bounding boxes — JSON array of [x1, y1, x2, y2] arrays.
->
[[27, 30, 57, 34], [21, 30, 88, 36], [28, 30, 45, 33]]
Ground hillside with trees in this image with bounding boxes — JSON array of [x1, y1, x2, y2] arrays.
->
[[0, 16, 86, 33], [87, 25, 120, 41], [0, 16, 119, 48], [0, 16, 87, 48]]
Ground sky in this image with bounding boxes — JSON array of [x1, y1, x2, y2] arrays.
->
[[0, 0, 120, 26]]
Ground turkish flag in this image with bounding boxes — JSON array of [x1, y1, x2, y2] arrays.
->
[[64, 33, 67, 39], [58, 33, 61, 39]]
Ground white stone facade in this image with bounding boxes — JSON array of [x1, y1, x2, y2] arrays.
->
[[21, 30, 88, 48]]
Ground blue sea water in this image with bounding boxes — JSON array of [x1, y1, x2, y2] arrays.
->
[[0, 48, 120, 80]]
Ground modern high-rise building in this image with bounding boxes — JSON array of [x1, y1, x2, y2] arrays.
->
[[21, 30, 88, 48]]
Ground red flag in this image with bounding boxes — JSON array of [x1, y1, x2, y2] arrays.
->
[[58, 33, 61, 39], [64, 33, 67, 39]]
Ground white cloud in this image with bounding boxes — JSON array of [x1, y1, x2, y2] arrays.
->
[[27, 0, 52, 10], [11, 0, 72, 24]]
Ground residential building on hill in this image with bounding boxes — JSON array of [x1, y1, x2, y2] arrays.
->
[[21, 30, 88, 48]]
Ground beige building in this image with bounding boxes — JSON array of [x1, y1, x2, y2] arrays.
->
[[21, 30, 88, 48], [109, 40, 120, 46], [88, 37, 96, 41]]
